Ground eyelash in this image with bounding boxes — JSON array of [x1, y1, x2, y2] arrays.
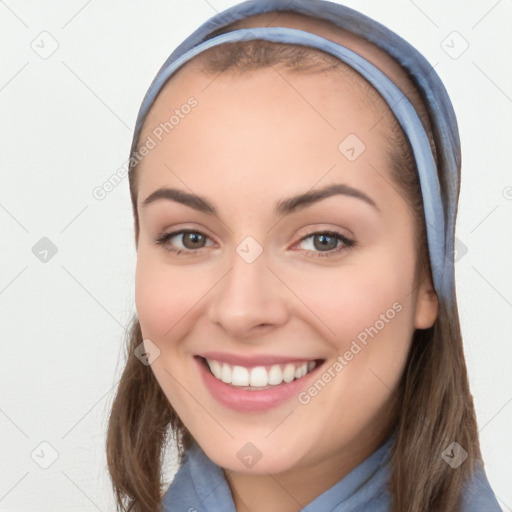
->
[[153, 229, 356, 259]]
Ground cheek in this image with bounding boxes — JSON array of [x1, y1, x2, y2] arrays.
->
[[134, 250, 196, 341], [287, 255, 416, 435], [279, 245, 417, 349], [134, 253, 205, 408]]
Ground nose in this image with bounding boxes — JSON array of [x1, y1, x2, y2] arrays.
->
[[208, 246, 289, 341]]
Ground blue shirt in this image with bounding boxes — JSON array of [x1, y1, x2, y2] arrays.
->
[[161, 435, 501, 511]]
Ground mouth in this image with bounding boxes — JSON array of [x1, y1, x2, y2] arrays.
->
[[196, 355, 325, 391]]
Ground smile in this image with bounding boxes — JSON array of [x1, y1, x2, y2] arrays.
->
[[203, 357, 319, 389], [195, 354, 326, 411]]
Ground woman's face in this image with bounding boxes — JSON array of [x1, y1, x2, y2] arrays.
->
[[134, 61, 437, 476]]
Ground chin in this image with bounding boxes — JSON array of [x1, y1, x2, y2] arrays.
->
[[197, 437, 306, 475]]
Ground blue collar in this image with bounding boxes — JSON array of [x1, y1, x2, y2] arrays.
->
[[162, 434, 394, 512], [161, 432, 501, 511]]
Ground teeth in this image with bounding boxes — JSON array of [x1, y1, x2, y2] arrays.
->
[[205, 358, 318, 388], [268, 365, 282, 385], [221, 363, 232, 384], [209, 359, 222, 379], [250, 366, 268, 387], [282, 363, 296, 383], [231, 365, 250, 386], [295, 363, 308, 379]]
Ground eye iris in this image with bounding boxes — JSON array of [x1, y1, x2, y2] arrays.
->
[[183, 232, 205, 249], [314, 234, 338, 251]]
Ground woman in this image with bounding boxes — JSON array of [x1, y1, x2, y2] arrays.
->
[[106, 1, 501, 511]]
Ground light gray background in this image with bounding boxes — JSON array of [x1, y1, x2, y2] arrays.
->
[[0, 1, 511, 510]]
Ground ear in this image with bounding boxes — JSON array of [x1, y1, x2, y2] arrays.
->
[[414, 276, 439, 329]]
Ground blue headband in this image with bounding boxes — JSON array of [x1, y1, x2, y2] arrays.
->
[[130, 0, 460, 305]]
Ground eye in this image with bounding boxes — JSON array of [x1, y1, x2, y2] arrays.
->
[[154, 230, 214, 255], [295, 230, 355, 259], [154, 229, 356, 258]]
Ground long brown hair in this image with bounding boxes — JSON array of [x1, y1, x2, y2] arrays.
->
[[106, 38, 481, 512]]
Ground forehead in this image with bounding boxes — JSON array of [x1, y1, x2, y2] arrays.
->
[[133, 11, 417, 219], [138, 9, 426, 154], [139, 14, 399, 147], [135, 64, 394, 216], [144, 63, 380, 149], [141, 51, 385, 137]]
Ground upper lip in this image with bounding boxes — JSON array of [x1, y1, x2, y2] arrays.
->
[[198, 351, 322, 368]]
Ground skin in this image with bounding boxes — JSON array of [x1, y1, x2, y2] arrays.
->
[[134, 14, 438, 512]]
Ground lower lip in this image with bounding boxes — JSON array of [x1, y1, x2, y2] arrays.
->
[[194, 356, 324, 413]]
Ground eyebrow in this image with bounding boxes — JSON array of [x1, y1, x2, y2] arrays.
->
[[141, 183, 379, 217]]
